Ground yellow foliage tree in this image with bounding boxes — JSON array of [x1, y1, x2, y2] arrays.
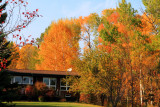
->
[[16, 44, 39, 70], [7, 43, 20, 69]]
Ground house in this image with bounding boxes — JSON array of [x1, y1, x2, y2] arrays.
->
[[6, 69, 79, 99]]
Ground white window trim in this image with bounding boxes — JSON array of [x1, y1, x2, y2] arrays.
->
[[60, 79, 70, 91], [43, 77, 57, 89], [10, 76, 14, 84]]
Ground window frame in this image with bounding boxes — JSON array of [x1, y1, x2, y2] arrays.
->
[[60, 78, 70, 91], [43, 77, 57, 90]]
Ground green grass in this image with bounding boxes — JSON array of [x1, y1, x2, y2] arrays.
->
[[13, 102, 101, 107]]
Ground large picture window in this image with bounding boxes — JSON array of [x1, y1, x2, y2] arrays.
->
[[60, 78, 70, 91], [43, 78, 57, 90], [11, 76, 33, 85]]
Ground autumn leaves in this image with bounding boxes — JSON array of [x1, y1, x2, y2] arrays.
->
[[36, 19, 81, 71], [6, 0, 160, 106], [68, 1, 159, 107]]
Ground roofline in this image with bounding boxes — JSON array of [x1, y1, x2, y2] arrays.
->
[[6, 69, 79, 76]]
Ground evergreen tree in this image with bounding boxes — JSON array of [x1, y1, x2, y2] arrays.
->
[[0, 0, 10, 69], [0, 0, 10, 84], [0, 1, 18, 106]]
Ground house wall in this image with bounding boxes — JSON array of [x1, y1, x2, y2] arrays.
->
[[10, 73, 75, 98]]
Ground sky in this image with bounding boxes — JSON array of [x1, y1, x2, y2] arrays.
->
[[8, 0, 145, 44]]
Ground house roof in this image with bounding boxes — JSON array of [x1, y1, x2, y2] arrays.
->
[[6, 69, 79, 76]]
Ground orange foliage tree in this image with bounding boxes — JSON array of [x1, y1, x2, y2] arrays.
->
[[36, 19, 81, 71]]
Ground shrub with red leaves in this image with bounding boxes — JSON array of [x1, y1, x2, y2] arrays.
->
[[25, 85, 35, 100]]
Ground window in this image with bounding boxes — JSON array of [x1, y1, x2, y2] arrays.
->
[[15, 76, 22, 84], [60, 78, 70, 91], [23, 77, 33, 85], [43, 78, 49, 85], [50, 78, 56, 86], [11, 76, 33, 85], [23, 77, 29, 84], [43, 78, 57, 90]]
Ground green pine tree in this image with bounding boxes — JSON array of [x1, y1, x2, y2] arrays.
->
[[0, 1, 18, 106]]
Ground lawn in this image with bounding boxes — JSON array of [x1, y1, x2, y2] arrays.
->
[[13, 102, 101, 107]]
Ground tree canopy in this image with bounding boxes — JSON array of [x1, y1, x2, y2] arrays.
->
[[36, 19, 81, 71]]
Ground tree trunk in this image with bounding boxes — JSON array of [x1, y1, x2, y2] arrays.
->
[[100, 94, 105, 106], [140, 54, 143, 106]]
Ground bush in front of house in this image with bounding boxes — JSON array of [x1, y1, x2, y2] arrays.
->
[[23, 82, 57, 101], [25, 85, 36, 100], [24, 83, 49, 101], [0, 83, 21, 102], [35, 82, 49, 101], [35, 82, 48, 95]]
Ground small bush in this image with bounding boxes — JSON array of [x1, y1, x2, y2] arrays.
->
[[35, 82, 48, 96], [35, 82, 48, 92]]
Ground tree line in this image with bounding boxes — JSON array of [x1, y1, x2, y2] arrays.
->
[[5, 0, 160, 106]]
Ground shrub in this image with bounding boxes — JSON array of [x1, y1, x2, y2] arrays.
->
[[25, 85, 35, 100], [35, 81, 49, 99], [0, 85, 20, 102], [25, 85, 34, 95], [35, 82, 48, 92]]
